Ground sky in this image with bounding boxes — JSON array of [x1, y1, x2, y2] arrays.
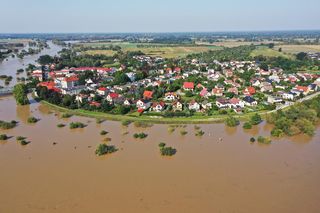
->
[[0, 0, 320, 33]]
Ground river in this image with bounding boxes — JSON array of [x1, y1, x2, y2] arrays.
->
[[0, 41, 63, 87], [0, 95, 320, 213]]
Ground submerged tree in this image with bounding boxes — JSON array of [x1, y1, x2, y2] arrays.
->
[[13, 83, 29, 105]]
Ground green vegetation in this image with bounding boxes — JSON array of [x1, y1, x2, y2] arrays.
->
[[158, 143, 177, 156], [95, 144, 118, 156], [57, 123, 66, 128], [122, 120, 132, 126], [13, 83, 29, 105], [61, 113, 73, 118], [19, 140, 30, 146], [0, 134, 8, 140], [100, 130, 108, 135], [257, 136, 272, 144], [27, 116, 39, 123], [0, 120, 17, 130], [96, 118, 105, 124], [243, 122, 252, 129], [250, 113, 262, 125], [133, 121, 153, 128], [266, 96, 320, 136], [180, 130, 188, 135], [195, 130, 205, 136], [133, 133, 148, 139], [250, 137, 256, 143], [225, 116, 240, 127], [69, 122, 86, 129], [16, 136, 26, 141]]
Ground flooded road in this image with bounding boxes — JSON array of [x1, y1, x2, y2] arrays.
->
[[1, 96, 320, 213], [0, 41, 62, 87]]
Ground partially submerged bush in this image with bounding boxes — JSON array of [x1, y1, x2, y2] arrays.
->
[[96, 118, 105, 124], [195, 130, 205, 136], [69, 122, 86, 129], [16, 136, 26, 141], [133, 133, 148, 139], [122, 120, 132, 126], [243, 122, 252, 129], [27, 116, 39, 123], [0, 134, 8, 140], [95, 144, 118, 156], [100, 130, 108, 135], [0, 120, 18, 130], [225, 116, 239, 127], [61, 113, 73, 118], [180, 130, 188, 135], [133, 121, 153, 128], [57, 123, 66, 128], [158, 143, 177, 156], [250, 137, 256, 143], [19, 140, 30, 146], [257, 136, 271, 144]]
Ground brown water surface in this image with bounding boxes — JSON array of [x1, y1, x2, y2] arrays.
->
[[0, 96, 320, 213]]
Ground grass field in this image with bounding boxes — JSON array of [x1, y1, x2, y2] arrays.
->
[[274, 45, 320, 54], [78, 42, 222, 58], [250, 46, 294, 59]]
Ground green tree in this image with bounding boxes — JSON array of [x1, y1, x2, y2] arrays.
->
[[250, 113, 262, 125], [13, 84, 29, 105]]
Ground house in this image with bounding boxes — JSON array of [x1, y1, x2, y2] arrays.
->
[[136, 99, 151, 110], [293, 85, 310, 95], [172, 101, 183, 111], [124, 99, 133, 106], [243, 87, 256, 96], [61, 75, 79, 89], [216, 98, 229, 108], [97, 87, 107, 96], [228, 87, 239, 95], [201, 101, 213, 110], [106, 93, 120, 102], [260, 84, 273, 93], [188, 100, 201, 112], [243, 96, 257, 106], [212, 88, 224, 97], [89, 101, 101, 108], [267, 96, 284, 104], [200, 88, 211, 98], [152, 102, 165, 112], [183, 82, 194, 91], [282, 92, 296, 100], [143, 90, 153, 99], [229, 97, 245, 109], [164, 92, 178, 101]]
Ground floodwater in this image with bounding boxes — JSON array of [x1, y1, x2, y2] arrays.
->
[[0, 41, 62, 87], [0, 96, 320, 213]]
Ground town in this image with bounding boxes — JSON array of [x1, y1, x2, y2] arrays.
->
[[32, 52, 320, 119]]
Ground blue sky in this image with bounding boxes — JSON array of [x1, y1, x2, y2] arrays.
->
[[1, 0, 319, 33]]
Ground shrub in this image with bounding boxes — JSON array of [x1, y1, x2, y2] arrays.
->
[[271, 128, 284, 137], [250, 113, 262, 125], [0, 120, 17, 130], [122, 120, 132, 126], [195, 130, 205, 136], [96, 118, 105, 124], [243, 122, 252, 129], [257, 136, 271, 144], [100, 130, 108, 135], [225, 116, 239, 127], [61, 113, 73, 118], [57, 123, 66, 128], [27, 117, 39, 123], [95, 144, 118, 156], [69, 122, 86, 129], [134, 121, 152, 128], [159, 143, 177, 156], [133, 133, 148, 139], [250, 137, 256, 143], [180, 130, 188, 135], [19, 140, 30, 146], [0, 134, 8, 140], [16, 136, 26, 141]]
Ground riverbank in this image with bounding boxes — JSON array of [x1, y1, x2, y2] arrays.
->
[[41, 100, 269, 124]]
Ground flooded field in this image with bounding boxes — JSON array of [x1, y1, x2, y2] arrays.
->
[[1, 96, 320, 213]]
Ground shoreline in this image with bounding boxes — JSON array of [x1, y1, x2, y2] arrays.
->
[[41, 100, 269, 124]]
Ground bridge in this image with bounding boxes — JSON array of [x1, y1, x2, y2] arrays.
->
[[0, 87, 13, 96]]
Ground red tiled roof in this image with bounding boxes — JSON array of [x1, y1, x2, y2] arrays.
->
[[64, 76, 79, 82], [183, 82, 194, 89], [98, 87, 107, 91], [143, 90, 153, 99], [108, 93, 119, 99]]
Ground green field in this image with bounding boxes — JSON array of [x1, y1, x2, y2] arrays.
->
[[250, 46, 294, 59], [77, 42, 222, 58]]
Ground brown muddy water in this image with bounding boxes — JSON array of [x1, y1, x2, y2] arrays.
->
[[1, 96, 320, 213]]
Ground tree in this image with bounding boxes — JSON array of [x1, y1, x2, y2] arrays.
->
[[225, 116, 239, 127], [296, 52, 307, 61], [13, 84, 29, 105], [37, 55, 54, 65], [250, 113, 262, 125]]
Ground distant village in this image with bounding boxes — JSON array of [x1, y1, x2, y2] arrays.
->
[[33, 54, 320, 116]]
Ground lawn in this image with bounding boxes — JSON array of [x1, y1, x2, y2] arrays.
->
[[274, 44, 320, 54]]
